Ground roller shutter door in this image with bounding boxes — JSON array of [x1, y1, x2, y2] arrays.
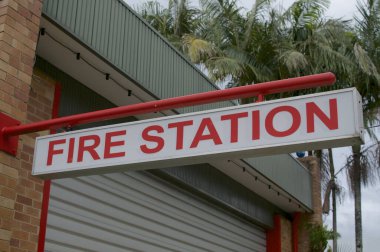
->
[[45, 171, 266, 251]]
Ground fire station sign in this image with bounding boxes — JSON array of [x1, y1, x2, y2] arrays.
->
[[32, 88, 363, 178]]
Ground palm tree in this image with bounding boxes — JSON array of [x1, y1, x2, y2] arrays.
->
[[139, 0, 199, 49], [345, 1, 380, 251], [322, 148, 345, 252], [182, 0, 275, 86], [138, 2, 380, 251]]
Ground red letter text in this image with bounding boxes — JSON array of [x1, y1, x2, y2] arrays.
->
[[77, 135, 101, 162], [221, 112, 248, 143], [47, 139, 66, 166], [104, 130, 126, 159], [168, 120, 193, 150], [190, 118, 222, 148], [306, 99, 338, 133], [265, 106, 301, 137], [140, 125, 165, 154]]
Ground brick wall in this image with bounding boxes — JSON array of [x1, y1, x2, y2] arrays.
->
[[297, 156, 323, 252], [2, 69, 55, 252], [0, 1, 44, 251], [13, 69, 55, 252], [281, 217, 292, 252]]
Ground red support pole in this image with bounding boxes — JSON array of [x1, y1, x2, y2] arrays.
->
[[267, 215, 282, 252], [37, 83, 61, 252], [257, 94, 264, 102], [292, 212, 302, 252], [0, 72, 335, 155]]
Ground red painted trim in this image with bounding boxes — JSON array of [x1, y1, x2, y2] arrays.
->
[[266, 215, 282, 252], [292, 212, 302, 252], [37, 83, 61, 252], [37, 180, 51, 252], [1, 72, 335, 137]]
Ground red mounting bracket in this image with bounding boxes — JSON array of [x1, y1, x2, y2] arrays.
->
[[0, 113, 20, 156]]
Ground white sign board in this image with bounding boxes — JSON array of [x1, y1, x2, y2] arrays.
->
[[32, 88, 364, 178]]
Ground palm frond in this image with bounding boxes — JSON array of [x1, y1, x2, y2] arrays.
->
[[353, 43, 380, 80], [345, 142, 380, 195], [205, 56, 245, 82], [278, 49, 309, 75], [182, 34, 216, 63], [242, 0, 272, 49]]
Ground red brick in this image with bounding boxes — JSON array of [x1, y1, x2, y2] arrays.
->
[[15, 169, 26, 179], [12, 230, 28, 241], [0, 240, 10, 252], [26, 96, 40, 109], [25, 190, 40, 201], [0, 175, 6, 185], [14, 0, 29, 11], [25, 104, 33, 114], [0, 50, 10, 63], [29, 0, 42, 17], [0, 206, 13, 219], [0, 80, 14, 95], [0, 219, 13, 230], [5, 8, 27, 27], [19, 153, 29, 162], [15, 195, 31, 206], [20, 223, 37, 234], [24, 21, 38, 37], [19, 62, 32, 76], [34, 184, 42, 193], [9, 159, 19, 170], [0, 30, 14, 46], [19, 179, 33, 189], [0, 7, 7, 17], [31, 200, 40, 210], [29, 216, 39, 226], [9, 238, 19, 248], [15, 185, 25, 196], [19, 240, 35, 251], [23, 206, 38, 218], [17, 5, 31, 21], [14, 212, 30, 223], [9, 247, 24, 252], [0, 187, 16, 200], [25, 113, 38, 123], [20, 145, 33, 155], [5, 72, 20, 87], [16, 101, 27, 113], [28, 233, 38, 243], [14, 88, 27, 102], [31, 14, 40, 25], [36, 94, 51, 106], [14, 203, 22, 212]]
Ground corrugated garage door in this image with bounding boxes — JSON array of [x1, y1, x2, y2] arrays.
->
[[45, 171, 266, 252]]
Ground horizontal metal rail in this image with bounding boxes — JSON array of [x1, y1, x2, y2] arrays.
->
[[1, 72, 335, 137]]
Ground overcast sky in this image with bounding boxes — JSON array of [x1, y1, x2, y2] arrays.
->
[[124, 1, 379, 251]]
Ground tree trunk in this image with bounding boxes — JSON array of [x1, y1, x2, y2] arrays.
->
[[328, 148, 337, 252], [352, 145, 363, 252]]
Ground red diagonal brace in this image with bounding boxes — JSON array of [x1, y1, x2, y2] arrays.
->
[[0, 72, 335, 156]]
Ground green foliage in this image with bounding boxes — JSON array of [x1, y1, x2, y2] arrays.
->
[[307, 224, 337, 252], [137, 1, 380, 251]]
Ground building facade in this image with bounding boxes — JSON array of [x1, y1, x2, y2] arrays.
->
[[0, 0, 321, 251]]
